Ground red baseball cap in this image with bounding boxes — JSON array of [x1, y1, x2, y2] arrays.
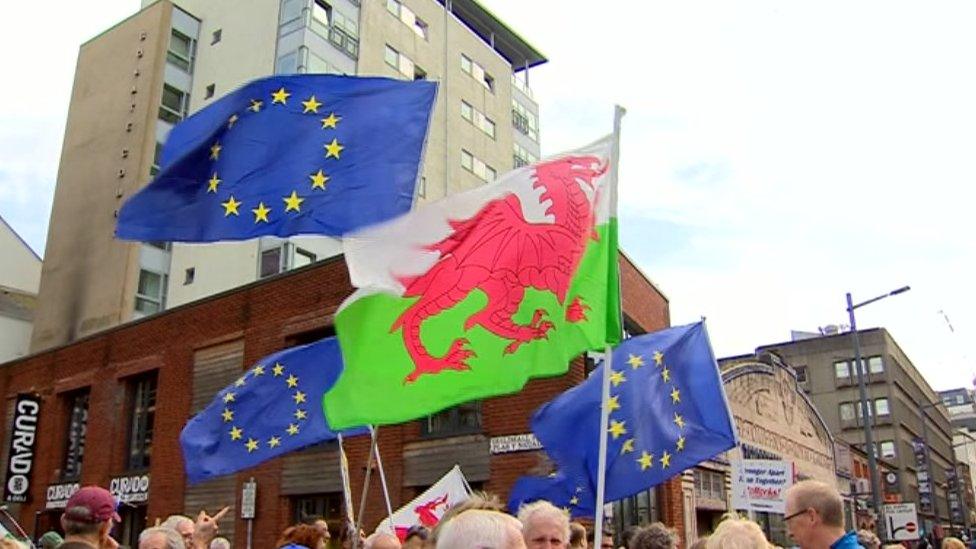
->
[[63, 486, 121, 523]]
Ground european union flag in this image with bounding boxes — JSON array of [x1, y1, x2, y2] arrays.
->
[[508, 463, 596, 518], [117, 75, 437, 242], [180, 336, 365, 484], [516, 322, 737, 508]]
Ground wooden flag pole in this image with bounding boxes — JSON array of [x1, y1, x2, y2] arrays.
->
[[369, 425, 397, 533], [337, 433, 358, 548], [354, 427, 378, 549]]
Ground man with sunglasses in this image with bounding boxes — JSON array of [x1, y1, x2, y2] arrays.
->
[[783, 480, 864, 548]]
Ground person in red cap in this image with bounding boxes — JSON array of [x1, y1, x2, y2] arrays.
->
[[59, 486, 120, 549]]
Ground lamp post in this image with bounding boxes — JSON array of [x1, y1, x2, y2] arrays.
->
[[847, 285, 910, 539]]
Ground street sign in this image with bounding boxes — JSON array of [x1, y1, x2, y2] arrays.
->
[[241, 479, 256, 520], [884, 502, 920, 541]]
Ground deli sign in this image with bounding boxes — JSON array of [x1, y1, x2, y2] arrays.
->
[[4, 394, 41, 503]]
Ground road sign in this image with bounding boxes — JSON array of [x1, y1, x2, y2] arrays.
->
[[241, 479, 257, 520], [884, 502, 920, 541]]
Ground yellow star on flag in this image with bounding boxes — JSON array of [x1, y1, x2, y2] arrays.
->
[[271, 87, 291, 104], [283, 191, 304, 213], [209, 142, 222, 160], [293, 391, 307, 404], [221, 409, 234, 423], [637, 451, 654, 471], [268, 436, 282, 448], [233, 377, 245, 387], [221, 196, 241, 216], [660, 450, 672, 468], [609, 369, 626, 387], [227, 114, 239, 128], [286, 374, 299, 388], [324, 138, 344, 159], [302, 95, 322, 113], [569, 496, 579, 506], [653, 351, 664, 366], [249, 99, 263, 112], [620, 438, 635, 454], [207, 174, 221, 193], [321, 112, 341, 128], [272, 363, 285, 376], [253, 365, 266, 376], [229, 426, 243, 441], [608, 419, 627, 439], [294, 409, 308, 420], [223, 392, 235, 403], [286, 423, 299, 435], [627, 354, 644, 369], [245, 438, 259, 453], [309, 169, 329, 190], [605, 395, 620, 413], [252, 202, 271, 223], [662, 368, 671, 383], [676, 436, 686, 451], [673, 413, 686, 430], [670, 387, 681, 404]]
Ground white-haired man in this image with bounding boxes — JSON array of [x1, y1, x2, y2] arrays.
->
[[518, 501, 570, 549], [138, 527, 185, 549], [784, 480, 861, 548], [436, 510, 525, 549]]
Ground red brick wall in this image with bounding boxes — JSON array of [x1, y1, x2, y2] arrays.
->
[[0, 252, 674, 542]]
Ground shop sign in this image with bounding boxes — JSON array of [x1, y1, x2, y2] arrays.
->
[[489, 434, 541, 455], [731, 459, 794, 514], [3, 394, 41, 503], [110, 474, 150, 504], [45, 482, 80, 509]]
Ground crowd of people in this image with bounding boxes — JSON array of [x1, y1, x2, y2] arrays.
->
[[9, 480, 970, 549]]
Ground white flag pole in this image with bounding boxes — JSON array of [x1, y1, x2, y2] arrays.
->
[[369, 425, 397, 533], [593, 105, 626, 546], [337, 434, 357, 547]]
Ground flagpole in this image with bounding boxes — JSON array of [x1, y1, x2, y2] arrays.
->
[[369, 425, 397, 533], [594, 104, 626, 546], [337, 434, 358, 548], [354, 428, 378, 549]]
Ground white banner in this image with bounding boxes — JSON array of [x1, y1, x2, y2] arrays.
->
[[731, 459, 794, 514], [376, 465, 470, 541], [884, 503, 920, 541]]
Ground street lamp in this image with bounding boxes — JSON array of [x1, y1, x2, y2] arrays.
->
[[847, 285, 910, 539]]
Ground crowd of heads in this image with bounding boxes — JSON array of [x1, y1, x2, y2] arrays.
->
[[18, 480, 974, 549]]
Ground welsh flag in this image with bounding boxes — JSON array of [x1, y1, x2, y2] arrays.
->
[[375, 465, 471, 540], [324, 135, 621, 429]]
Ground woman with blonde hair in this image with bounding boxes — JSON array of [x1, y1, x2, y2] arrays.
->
[[941, 537, 966, 549], [704, 515, 768, 549]]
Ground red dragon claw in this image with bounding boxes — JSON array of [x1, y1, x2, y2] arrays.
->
[[566, 297, 591, 323], [403, 338, 475, 383]]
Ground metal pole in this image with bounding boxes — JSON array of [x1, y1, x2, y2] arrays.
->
[[368, 426, 397, 533], [847, 293, 885, 538], [246, 518, 253, 549], [354, 428, 378, 549], [593, 344, 614, 548]]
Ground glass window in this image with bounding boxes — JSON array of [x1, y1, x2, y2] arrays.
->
[[422, 401, 481, 437], [280, 0, 304, 24], [461, 101, 473, 122], [461, 150, 473, 170], [211, 29, 222, 45], [839, 402, 855, 421], [386, 0, 400, 16], [384, 45, 398, 69], [512, 101, 539, 142], [276, 50, 300, 75], [879, 440, 896, 458], [184, 267, 195, 285], [834, 361, 851, 379], [795, 366, 808, 383], [135, 270, 166, 315], [875, 398, 890, 416], [167, 29, 194, 72], [398, 54, 414, 79], [127, 372, 157, 470], [484, 117, 496, 139], [293, 493, 343, 524], [857, 400, 873, 419], [117, 505, 147, 549], [460, 54, 472, 75], [514, 143, 538, 168], [311, 0, 332, 28], [62, 390, 90, 479], [486, 166, 496, 182], [868, 356, 884, 374], [260, 247, 283, 278]]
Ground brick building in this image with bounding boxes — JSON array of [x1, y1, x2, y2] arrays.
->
[[0, 252, 673, 547]]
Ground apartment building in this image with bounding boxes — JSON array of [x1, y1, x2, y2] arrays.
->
[[0, 215, 42, 362], [760, 329, 955, 529], [32, 0, 545, 351]]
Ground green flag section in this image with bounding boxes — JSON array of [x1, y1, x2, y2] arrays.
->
[[324, 136, 620, 429]]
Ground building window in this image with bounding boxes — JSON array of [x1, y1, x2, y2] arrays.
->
[[384, 44, 417, 80], [422, 402, 481, 437], [167, 29, 195, 72], [512, 101, 539, 142], [839, 402, 855, 421], [211, 29, 222, 44], [184, 267, 195, 285], [150, 141, 163, 176], [127, 372, 157, 470], [135, 269, 167, 315], [834, 360, 851, 380], [694, 469, 725, 500], [513, 143, 538, 168], [62, 390, 90, 480], [312, 0, 332, 28], [260, 243, 315, 278], [293, 493, 342, 525], [794, 366, 808, 383], [386, 0, 428, 39], [867, 356, 884, 374], [460, 149, 496, 183], [309, 3, 359, 60], [159, 84, 189, 125], [875, 397, 890, 417], [260, 247, 284, 278], [460, 54, 493, 92], [117, 506, 147, 549], [460, 54, 472, 75], [417, 176, 426, 198], [205, 84, 215, 99], [460, 101, 495, 139], [878, 440, 896, 459]]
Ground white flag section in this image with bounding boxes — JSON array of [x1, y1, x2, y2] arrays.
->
[[377, 465, 471, 541]]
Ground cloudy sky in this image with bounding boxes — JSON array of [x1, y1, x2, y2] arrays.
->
[[1, 1, 973, 390]]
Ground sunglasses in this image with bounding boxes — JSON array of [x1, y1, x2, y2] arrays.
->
[[783, 508, 811, 522]]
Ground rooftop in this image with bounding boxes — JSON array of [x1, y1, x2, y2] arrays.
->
[[438, 0, 548, 71]]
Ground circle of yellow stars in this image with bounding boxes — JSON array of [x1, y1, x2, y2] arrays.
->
[[605, 348, 687, 475], [209, 85, 343, 223], [221, 360, 310, 454]]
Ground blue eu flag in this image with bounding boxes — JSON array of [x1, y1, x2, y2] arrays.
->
[[509, 462, 597, 518], [180, 336, 365, 484], [511, 322, 738, 513], [117, 75, 437, 242]]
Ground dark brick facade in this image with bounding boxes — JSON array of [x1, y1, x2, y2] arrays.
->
[[0, 252, 674, 545]]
